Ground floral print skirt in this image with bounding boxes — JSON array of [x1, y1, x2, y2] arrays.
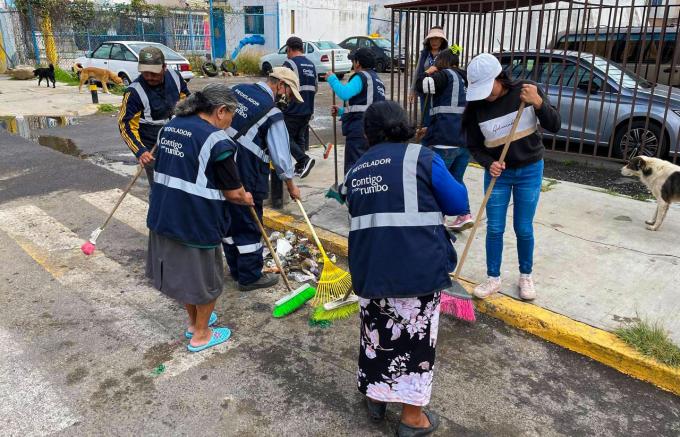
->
[[357, 292, 441, 406]]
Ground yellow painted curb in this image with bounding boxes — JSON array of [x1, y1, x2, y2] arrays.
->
[[263, 207, 680, 396]]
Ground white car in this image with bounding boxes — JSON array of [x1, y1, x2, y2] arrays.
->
[[73, 41, 194, 86], [259, 41, 352, 80]]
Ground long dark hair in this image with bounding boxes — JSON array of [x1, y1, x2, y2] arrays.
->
[[433, 48, 459, 70], [364, 101, 415, 147]]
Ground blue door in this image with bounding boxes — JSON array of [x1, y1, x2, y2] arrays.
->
[[211, 9, 226, 59]]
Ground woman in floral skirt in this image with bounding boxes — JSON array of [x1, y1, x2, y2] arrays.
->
[[342, 100, 467, 436]]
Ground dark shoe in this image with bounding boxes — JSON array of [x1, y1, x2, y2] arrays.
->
[[238, 273, 279, 291], [295, 157, 315, 178], [396, 411, 440, 437], [366, 398, 386, 423]]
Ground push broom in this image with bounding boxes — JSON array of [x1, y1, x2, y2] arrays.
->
[[309, 125, 334, 160], [293, 199, 353, 309], [325, 51, 344, 204], [248, 207, 316, 318], [81, 146, 156, 256], [442, 102, 527, 322]]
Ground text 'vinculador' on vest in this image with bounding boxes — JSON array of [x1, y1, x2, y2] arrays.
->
[[226, 83, 281, 200], [343, 143, 456, 298], [147, 115, 235, 246]]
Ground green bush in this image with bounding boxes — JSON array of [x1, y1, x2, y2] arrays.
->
[[616, 319, 680, 367], [97, 103, 119, 113], [54, 67, 80, 86], [186, 55, 204, 74], [235, 51, 263, 75]]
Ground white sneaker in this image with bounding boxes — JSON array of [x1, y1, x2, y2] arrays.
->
[[518, 275, 536, 300], [473, 277, 501, 299]]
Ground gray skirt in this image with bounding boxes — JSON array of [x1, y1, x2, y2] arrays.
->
[[146, 231, 224, 305]]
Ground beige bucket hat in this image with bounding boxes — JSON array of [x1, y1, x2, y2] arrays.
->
[[269, 67, 303, 102]]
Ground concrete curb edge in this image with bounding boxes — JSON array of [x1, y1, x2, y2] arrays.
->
[[263, 207, 680, 396]]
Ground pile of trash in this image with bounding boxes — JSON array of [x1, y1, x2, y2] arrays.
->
[[262, 231, 336, 284]]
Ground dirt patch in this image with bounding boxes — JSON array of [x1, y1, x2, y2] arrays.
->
[[65, 367, 89, 385]]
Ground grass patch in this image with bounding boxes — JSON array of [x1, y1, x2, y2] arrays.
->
[[541, 179, 559, 192], [54, 67, 80, 86], [563, 159, 578, 167], [616, 319, 680, 368], [186, 55, 204, 75], [109, 85, 126, 96], [97, 103, 119, 113], [235, 51, 263, 75], [631, 192, 653, 202]]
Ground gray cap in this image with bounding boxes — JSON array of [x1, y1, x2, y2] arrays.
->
[[138, 46, 164, 74]]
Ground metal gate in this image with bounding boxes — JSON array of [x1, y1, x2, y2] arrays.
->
[[388, 0, 680, 163]]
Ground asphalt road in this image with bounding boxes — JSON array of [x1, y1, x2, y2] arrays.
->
[[1, 105, 680, 435]]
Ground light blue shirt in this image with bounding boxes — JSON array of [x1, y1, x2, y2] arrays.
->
[[327, 74, 363, 117], [256, 82, 295, 180]]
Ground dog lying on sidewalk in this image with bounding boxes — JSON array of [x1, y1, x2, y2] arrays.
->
[[75, 65, 123, 94], [33, 64, 55, 88], [621, 156, 680, 231]]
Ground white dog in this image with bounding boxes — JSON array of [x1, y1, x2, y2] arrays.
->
[[621, 156, 680, 231]]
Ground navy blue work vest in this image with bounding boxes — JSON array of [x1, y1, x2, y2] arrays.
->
[[341, 70, 386, 138], [127, 70, 183, 148], [422, 69, 466, 148], [283, 56, 316, 116], [226, 83, 282, 200], [344, 142, 455, 298], [147, 114, 235, 245]]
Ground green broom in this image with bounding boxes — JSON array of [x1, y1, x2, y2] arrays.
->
[[248, 207, 316, 317], [311, 292, 360, 322]]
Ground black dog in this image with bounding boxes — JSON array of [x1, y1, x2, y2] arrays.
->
[[33, 64, 55, 88]]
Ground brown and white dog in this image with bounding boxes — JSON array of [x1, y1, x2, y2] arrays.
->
[[75, 65, 123, 94], [621, 156, 680, 231]]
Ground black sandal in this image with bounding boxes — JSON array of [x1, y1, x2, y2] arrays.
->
[[366, 398, 387, 423], [396, 410, 440, 437]]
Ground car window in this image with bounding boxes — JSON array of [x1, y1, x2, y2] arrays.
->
[[343, 38, 358, 49], [278, 45, 287, 54], [127, 43, 184, 61], [316, 41, 341, 50], [372, 38, 391, 49], [358, 38, 372, 49], [110, 44, 135, 61], [92, 44, 112, 59], [501, 56, 538, 80], [306, 43, 314, 54]]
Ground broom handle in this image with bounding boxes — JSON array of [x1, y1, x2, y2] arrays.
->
[[309, 125, 326, 147], [294, 199, 329, 260], [331, 50, 339, 187], [249, 206, 292, 292], [101, 145, 157, 231], [453, 102, 526, 279]]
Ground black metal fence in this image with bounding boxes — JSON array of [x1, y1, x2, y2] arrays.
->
[[388, 0, 680, 163]]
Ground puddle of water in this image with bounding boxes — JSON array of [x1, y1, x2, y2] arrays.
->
[[37, 135, 88, 159]]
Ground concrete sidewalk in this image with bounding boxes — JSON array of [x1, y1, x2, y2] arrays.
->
[[0, 75, 121, 117], [288, 144, 680, 344]]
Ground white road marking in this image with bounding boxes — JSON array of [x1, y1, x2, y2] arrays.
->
[[0, 328, 79, 436], [80, 189, 149, 236]]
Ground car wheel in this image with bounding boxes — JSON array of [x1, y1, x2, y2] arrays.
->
[[261, 62, 272, 76], [202, 62, 219, 77], [375, 60, 386, 73], [613, 120, 668, 159], [119, 73, 131, 87]]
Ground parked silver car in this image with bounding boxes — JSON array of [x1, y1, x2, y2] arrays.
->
[[498, 50, 680, 159], [259, 41, 352, 80]]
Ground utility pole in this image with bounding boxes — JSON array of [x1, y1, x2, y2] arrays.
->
[[209, 0, 216, 60]]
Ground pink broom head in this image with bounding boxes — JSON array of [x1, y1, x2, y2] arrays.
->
[[441, 294, 476, 323], [81, 241, 96, 256]]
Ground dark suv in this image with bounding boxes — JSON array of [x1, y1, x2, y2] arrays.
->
[[338, 36, 405, 72]]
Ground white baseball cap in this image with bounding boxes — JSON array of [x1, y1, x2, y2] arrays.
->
[[466, 53, 502, 101]]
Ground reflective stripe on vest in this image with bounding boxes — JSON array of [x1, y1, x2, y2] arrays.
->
[[226, 107, 279, 164], [130, 71, 182, 125], [154, 129, 228, 201], [286, 59, 316, 93], [221, 237, 262, 254], [299, 85, 316, 92], [349, 143, 443, 231], [430, 69, 464, 116], [346, 71, 374, 113]]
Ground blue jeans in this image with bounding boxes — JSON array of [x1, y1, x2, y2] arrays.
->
[[483, 160, 544, 277], [433, 147, 471, 215]]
